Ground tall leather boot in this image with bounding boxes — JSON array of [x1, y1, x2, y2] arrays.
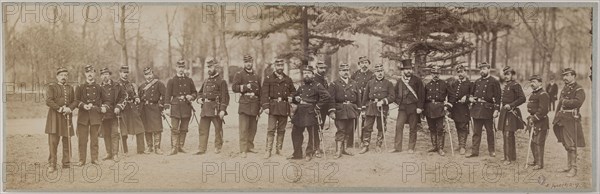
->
[[145, 133, 154, 153], [169, 133, 179, 156], [275, 134, 284, 155], [437, 133, 446, 156], [359, 132, 371, 154], [154, 132, 163, 155], [567, 150, 577, 177], [178, 132, 187, 153], [335, 141, 342, 158], [427, 132, 438, 152], [264, 135, 274, 159], [342, 141, 353, 156]]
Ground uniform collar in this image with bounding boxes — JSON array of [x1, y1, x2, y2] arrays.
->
[[209, 73, 220, 79], [245, 69, 254, 74], [102, 79, 113, 86], [359, 69, 370, 74], [57, 82, 66, 86], [273, 72, 284, 79], [176, 73, 185, 78], [86, 79, 96, 85], [340, 77, 349, 84], [533, 87, 543, 93], [120, 78, 129, 83]]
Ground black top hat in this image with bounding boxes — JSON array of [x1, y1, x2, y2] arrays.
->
[[400, 59, 413, 69]]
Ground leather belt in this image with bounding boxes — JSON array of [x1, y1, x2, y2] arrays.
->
[[144, 101, 158, 105], [271, 97, 288, 102], [342, 101, 352, 104], [243, 93, 256, 96], [560, 109, 577, 113]]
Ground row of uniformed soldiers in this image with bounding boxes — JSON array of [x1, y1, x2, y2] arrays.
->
[[44, 55, 586, 177]]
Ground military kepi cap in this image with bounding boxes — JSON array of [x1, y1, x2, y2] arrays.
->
[[176, 59, 186, 67], [274, 58, 284, 64], [205, 57, 218, 66], [120, 66, 129, 73], [374, 64, 384, 71], [302, 65, 314, 72], [430, 64, 441, 73], [100, 67, 111, 75], [562, 68, 576, 76], [477, 62, 490, 69], [358, 56, 370, 64], [243, 55, 253, 63], [455, 64, 466, 72], [143, 67, 152, 75], [529, 74, 542, 82], [503, 66, 515, 74], [56, 67, 68, 75], [84, 65, 95, 73], [339, 63, 350, 70]]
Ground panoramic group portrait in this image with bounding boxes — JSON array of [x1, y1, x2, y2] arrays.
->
[[1, 1, 597, 192]]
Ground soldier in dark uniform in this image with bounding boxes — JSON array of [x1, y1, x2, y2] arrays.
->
[[99, 68, 126, 161], [497, 66, 526, 165], [423, 65, 452, 156], [195, 58, 230, 155], [116, 66, 146, 155], [546, 76, 559, 111], [359, 64, 395, 154], [350, 56, 375, 148], [448, 65, 473, 155], [328, 63, 359, 158], [526, 75, 550, 170], [165, 60, 197, 155], [232, 55, 261, 158], [45, 67, 77, 172], [313, 61, 330, 158], [390, 59, 424, 154], [553, 68, 586, 177], [139, 67, 167, 155], [288, 66, 331, 161], [260, 58, 296, 159], [74, 65, 104, 166], [467, 62, 501, 158]]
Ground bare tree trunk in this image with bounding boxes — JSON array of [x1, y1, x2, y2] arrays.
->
[[491, 30, 498, 69], [504, 29, 510, 67], [134, 22, 141, 83], [300, 6, 309, 79], [120, 5, 128, 67], [166, 8, 177, 77], [220, 5, 230, 83], [475, 35, 480, 65]]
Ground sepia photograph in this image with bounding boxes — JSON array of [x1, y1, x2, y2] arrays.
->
[[1, 1, 598, 192]]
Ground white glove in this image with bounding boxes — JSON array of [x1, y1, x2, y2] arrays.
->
[[376, 100, 384, 107], [185, 95, 194, 101], [459, 96, 467, 103], [218, 111, 225, 119], [101, 107, 107, 113], [63, 107, 72, 114], [114, 108, 121, 115], [135, 98, 141, 104], [416, 108, 423, 114]]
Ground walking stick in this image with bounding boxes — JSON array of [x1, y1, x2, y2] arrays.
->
[[524, 121, 535, 169], [355, 115, 362, 149], [445, 116, 455, 156], [379, 106, 388, 151]]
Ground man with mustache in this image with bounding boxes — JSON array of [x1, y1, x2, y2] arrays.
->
[[138, 67, 167, 155], [116, 66, 146, 155], [328, 63, 359, 158], [526, 75, 550, 170], [497, 66, 526, 165], [553, 68, 586, 177], [312, 61, 330, 158], [99, 67, 126, 161], [45, 67, 77, 172], [390, 59, 424, 154], [289, 65, 331, 161], [423, 64, 452, 156], [448, 65, 474, 155], [232, 55, 261, 158], [467, 62, 501, 158], [260, 58, 296, 159], [350, 56, 375, 148], [195, 58, 230, 155], [74, 65, 104, 166], [166, 60, 197, 155], [359, 63, 396, 154]]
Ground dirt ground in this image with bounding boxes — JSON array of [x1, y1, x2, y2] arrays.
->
[[2, 84, 594, 192]]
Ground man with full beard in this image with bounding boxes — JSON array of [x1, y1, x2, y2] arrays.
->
[[359, 64, 395, 154], [466, 62, 501, 158], [260, 59, 296, 159], [289, 66, 331, 161], [195, 58, 230, 155]]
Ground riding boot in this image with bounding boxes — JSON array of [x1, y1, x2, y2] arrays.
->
[[178, 132, 187, 153], [169, 133, 179, 156]]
